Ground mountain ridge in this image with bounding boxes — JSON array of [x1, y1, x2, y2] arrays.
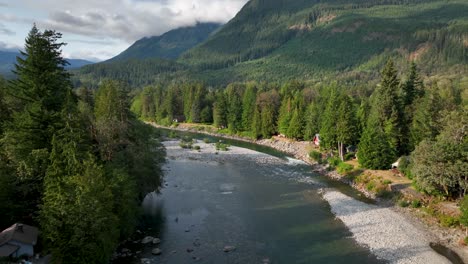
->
[[108, 22, 222, 62]]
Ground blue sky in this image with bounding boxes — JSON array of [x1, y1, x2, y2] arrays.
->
[[0, 0, 247, 61]]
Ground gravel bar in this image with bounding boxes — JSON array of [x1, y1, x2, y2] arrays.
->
[[322, 190, 451, 264]]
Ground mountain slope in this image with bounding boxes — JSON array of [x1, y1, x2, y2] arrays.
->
[[109, 22, 222, 61], [180, 0, 467, 82]]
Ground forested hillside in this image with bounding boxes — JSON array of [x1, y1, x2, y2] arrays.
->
[[75, 0, 468, 86], [0, 26, 164, 263], [110, 22, 221, 61], [182, 0, 467, 83]]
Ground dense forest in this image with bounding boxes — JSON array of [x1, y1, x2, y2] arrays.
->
[[0, 27, 164, 263], [131, 60, 467, 198]]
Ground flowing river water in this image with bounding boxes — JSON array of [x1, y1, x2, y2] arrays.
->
[[131, 130, 388, 264]]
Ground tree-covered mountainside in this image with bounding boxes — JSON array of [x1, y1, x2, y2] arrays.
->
[[75, 0, 468, 87], [109, 22, 222, 62], [181, 0, 467, 83], [0, 50, 94, 77]]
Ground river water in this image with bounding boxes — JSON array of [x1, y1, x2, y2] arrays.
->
[[134, 134, 385, 264]]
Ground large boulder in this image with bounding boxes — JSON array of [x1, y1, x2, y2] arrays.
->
[[141, 236, 154, 244], [152, 248, 162, 255]]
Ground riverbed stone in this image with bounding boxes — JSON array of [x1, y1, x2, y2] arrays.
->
[[141, 258, 150, 264], [152, 248, 162, 255], [223, 246, 236, 252], [141, 236, 154, 244], [152, 238, 161, 244]]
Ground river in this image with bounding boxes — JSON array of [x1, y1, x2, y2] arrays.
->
[[134, 135, 385, 264]]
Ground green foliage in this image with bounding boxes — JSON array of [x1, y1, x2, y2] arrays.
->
[[286, 107, 304, 140], [1, 25, 73, 220], [358, 118, 396, 170], [215, 141, 230, 151], [319, 87, 339, 149], [460, 196, 468, 227], [309, 151, 322, 163], [439, 215, 460, 227], [398, 200, 410, 207], [411, 200, 422, 208], [410, 86, 443, 148], [337, 162, 354, 175], [411, 109, 467, 198]]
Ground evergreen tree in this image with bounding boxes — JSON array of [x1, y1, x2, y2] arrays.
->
[[336, 95, 358, 161], [277, 96, 293, 135], [368, 59, 404, 155], [241, 83, 257, 131], [319, 87, 339, 150], [2, 25, 72, 214], [213, 92, 227, 128], [251, 105, 262, 139], [401, 62, 424, 107], [286, 107, 304, 140], [225, 84, 244, 133], [358, 117, 396, 170], [410, 86, 443, 148]]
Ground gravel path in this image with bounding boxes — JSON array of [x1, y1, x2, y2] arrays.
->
[[322, 190, 451, 264]]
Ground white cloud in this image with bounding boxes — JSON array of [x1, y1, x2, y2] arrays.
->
[[0, 41, 21, 52], [15, 0, 248, 43], [1, 0, 248, 60]]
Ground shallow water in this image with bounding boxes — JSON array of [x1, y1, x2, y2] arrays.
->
[[136, 141, 384, 264]]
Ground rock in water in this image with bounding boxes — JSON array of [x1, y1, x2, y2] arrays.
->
[[223, 246, 236, 252], [153, 238, 161, 244], [152, 248, 162, 255], [141, 258, 150, 264], [141, 236, 154, 244]]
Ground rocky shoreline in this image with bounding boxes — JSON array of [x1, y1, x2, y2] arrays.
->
[[149, 123, 467, 263]]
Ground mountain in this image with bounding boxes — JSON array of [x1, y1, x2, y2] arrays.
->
[[181, 0, 468, 83], [0, 50, 94, 77], [109, 22, 222, 61], [76, 0, 468, 87]]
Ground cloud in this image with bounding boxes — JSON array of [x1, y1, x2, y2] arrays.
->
[[0, 41, 22, 52], [17, 0, 248, 43], [0, 24, 15, 35]]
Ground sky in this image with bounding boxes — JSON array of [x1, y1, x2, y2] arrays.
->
[[0, 0, 248, 61]]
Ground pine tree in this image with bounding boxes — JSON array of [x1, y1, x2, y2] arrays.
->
[[319, 87, 339, 150], [286, 107, 304, 140], [410, 86, 443, 149], [241, 83, 257, 131], [251, 105, 262, 139], [2, 25, 72, 214], [213, 92, 227, 128], [277, 96, 293, 135], [358, 117, 396, 169], [225, 84, 244, 133], [368, 59, 404, 155], [336, 95, 357, 161], [402, 62, 423, 107]]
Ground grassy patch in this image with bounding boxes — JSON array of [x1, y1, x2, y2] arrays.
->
[[215, 141, 230, 151]]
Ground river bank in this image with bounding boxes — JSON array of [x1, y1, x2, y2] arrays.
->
[[149, 122, 468, 263]]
